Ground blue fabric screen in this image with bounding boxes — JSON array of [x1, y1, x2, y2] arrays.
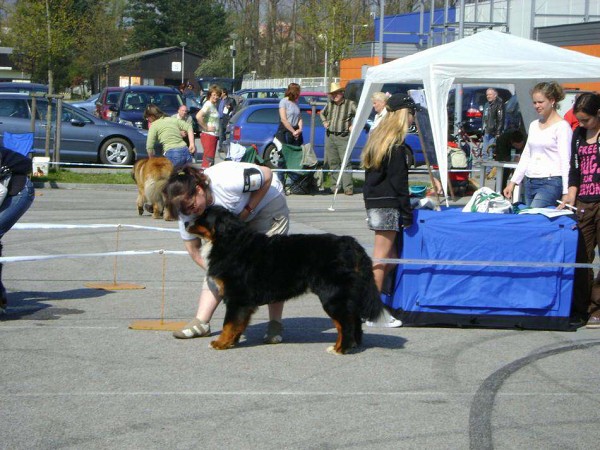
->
[[386, 208, 578, 329]]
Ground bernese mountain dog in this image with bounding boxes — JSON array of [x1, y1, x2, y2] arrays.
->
[[186, 206, 384, 354]]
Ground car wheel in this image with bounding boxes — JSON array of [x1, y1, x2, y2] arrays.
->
[[99, 137, 134, 165], [405, 146, 415, 168], [262, 143, 280, 169]]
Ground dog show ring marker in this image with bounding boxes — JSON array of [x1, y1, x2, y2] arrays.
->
[[84, 224, 145, 291], [129, 250, 187, 331]]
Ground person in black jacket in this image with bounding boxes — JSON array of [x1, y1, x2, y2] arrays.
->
[[0, 146, 34, 313], [361, 94, 415, 327]]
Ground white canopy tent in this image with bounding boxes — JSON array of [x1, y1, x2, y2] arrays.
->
[[341, 30, 600, 201]]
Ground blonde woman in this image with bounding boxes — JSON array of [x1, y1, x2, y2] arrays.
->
[[361, 94, 415, 327]]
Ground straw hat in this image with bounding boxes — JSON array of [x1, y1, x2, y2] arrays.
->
[[328, 82, 345, 95]]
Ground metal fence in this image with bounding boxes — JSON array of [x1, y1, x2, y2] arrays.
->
[[240, 77, 339, 91]]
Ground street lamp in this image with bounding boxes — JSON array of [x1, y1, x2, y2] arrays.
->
[[180, 41, 187, 84], [229, 33, 238, 79], [319, 33, 328, 89], [352, 24, 368, 46]]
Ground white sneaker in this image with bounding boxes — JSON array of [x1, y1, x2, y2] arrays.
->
[[366, 317, 403, 328], [366, 308, 403, 328]]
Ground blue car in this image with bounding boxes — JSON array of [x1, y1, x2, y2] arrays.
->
[[111, 85, 184, 130], [224, 103, 424, 168]]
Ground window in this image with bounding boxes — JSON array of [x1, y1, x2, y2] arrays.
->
[[247, 109, 279, 124], [29, 100, 91, 123], [106, 92, 120, 105], [0, 98, 29, 119]]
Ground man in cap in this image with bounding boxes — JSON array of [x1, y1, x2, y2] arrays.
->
[[321, 82, 357, 195]]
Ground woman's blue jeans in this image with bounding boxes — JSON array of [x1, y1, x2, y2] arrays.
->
[[164, 147, 193, 170], [523, 176, 562, 208], [0, 178, 34, 237]]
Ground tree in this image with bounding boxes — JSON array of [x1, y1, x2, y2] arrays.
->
[[125, 0, 230, 58], [71, 1, 128, 93], [4, 0, 79, 91]]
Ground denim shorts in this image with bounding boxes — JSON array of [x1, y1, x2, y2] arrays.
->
[[523, 176, 563, 208], [366, 208, 400, 232]]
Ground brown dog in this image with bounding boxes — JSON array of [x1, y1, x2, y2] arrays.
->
[[132, 157, 174, 220]]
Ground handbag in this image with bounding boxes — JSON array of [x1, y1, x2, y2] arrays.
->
[[462, 187, 513, 214]]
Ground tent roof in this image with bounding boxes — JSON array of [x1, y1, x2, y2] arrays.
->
[[365, 30, 600, 84]]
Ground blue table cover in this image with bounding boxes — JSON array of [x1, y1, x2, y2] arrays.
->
[[386, 208, 579, 330]]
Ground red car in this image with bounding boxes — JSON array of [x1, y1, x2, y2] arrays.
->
[[95, 86, 123, 120]]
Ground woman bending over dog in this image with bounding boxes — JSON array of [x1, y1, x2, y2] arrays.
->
[[361, 93, 415, 328], [163, 161, 290, 343]]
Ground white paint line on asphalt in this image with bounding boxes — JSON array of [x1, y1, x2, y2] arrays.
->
[[1, 392, 599, 397]]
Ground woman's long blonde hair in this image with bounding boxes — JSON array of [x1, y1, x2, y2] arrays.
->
[[361, 108, 411, 169]]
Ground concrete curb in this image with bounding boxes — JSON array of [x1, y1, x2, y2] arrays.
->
[[32, 181, 136, 191]]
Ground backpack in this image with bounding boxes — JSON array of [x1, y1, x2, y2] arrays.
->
[[448, 146, 468, 169]]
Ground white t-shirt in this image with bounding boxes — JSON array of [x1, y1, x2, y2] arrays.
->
[[178, 161, 284, 240]]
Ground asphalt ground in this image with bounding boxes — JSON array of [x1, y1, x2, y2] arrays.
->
[[1, 170, 600, 449]]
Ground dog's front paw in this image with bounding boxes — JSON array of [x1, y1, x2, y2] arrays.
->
[[137, 206, 144, 215], [326, 345, 344, 355], [210, 339, 236, 350]]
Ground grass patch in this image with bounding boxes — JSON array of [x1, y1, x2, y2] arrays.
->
[[33, 169, 135, 185]]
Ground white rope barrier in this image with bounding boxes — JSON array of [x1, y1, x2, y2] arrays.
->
[[12, 223, 179, 233], [0, 249, 187, 264], [5, 222, 596, 269]]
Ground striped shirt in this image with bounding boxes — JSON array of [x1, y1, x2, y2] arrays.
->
[[322, 98, 357, 133]]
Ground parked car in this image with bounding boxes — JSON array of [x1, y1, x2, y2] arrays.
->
[[0, 82, 48, 94], [344, 79, 424, 104], [223, 103, 424, 168], [234, 97, 317, 112], [300, 91, 328, 104], [0, 93, 148, 165], [447, 86, 512, 135], [69, 92, 100, 113], [232, 88, 286, 110], [110, 85, 184, 129], [95, 86, 123, 121]]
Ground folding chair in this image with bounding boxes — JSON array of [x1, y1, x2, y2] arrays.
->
[[2, 132, 34, 157], [279, 144, 318, 195]]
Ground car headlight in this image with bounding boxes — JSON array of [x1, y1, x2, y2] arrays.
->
[[118, 118, 135, 127]]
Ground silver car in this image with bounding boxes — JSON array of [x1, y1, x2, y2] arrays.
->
[[0, 93, 148, 165]]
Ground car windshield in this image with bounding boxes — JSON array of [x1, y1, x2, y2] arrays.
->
[[152, 93, 182, 110]]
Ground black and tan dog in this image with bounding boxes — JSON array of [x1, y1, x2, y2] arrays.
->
[[132, 157, 174, 220], [186, 206, 384, 354]]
